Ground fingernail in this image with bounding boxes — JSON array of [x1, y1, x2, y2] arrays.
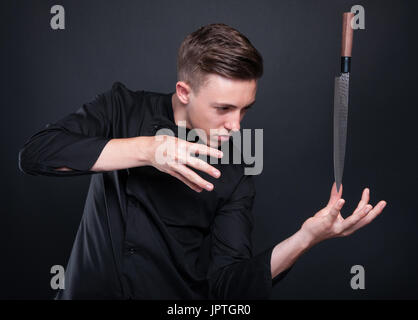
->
[[218, 151, 223, 157], [213, 170, 220, 177], [381, 202, 387, 209], [206, 183, 213, 190]]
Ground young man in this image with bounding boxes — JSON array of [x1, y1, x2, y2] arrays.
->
[[18, 23, 386, 300]]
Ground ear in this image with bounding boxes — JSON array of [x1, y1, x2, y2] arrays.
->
[[326, 182, 343, 207], [175, 81, 192, 105]]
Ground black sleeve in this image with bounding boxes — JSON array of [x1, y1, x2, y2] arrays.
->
[[206, 174, 293, 300], [17, 83, 122, 177]]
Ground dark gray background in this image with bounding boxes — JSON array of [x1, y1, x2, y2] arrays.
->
[[1, 0, 417, 299]]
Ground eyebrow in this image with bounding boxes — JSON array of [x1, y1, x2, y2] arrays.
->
[[212, 100, 256, 109]]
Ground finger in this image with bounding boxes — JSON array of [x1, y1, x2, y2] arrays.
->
[[341, 203, 373, 231], [187, 142, 223, 159], [184, 154, 221, 179], [172, 163, 214, 191], [328, 198, 345, 221], [327, 182, 343, 207], [353, 188, 370, 213], [342, 201, 387, 236], [168, 169, 203, 193]]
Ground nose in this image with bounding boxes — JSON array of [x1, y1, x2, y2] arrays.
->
[[224, 113, 241, 132]]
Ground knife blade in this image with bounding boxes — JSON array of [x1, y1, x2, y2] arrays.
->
[[334, 12, 354, 193]]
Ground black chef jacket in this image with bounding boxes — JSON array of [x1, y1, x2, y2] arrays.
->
[[18, 81, 293, 300]]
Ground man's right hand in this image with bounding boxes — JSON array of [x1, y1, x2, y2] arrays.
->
[[145, 135, 223, 193], [85, 135, 223, 192]]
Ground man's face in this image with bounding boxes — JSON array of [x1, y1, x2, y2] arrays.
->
[[184, 74, 257, 147]]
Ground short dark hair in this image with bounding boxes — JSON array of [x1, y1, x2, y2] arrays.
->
[[177, 23, 263, 94]]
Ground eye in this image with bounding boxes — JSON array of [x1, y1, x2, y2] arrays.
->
[[216, 107, 229, 111]]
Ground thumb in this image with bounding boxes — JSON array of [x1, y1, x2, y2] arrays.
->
[[327, 182, 343, 207], [329, 198, 345, 219]]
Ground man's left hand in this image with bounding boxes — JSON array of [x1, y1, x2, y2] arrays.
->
[[300, 182, 387, 247]]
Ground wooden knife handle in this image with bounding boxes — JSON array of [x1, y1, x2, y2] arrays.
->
[[341, 12, 354, 57]]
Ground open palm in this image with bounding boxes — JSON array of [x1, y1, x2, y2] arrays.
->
[[300, 182, 387, 246]]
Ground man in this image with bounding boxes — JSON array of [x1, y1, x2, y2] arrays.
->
[[18, 23, 386, 300]]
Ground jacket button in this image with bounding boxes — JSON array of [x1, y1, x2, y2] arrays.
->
[[128, 248, 136, 255]]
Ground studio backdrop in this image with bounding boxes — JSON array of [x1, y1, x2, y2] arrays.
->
[[1, 0, 417, 299]]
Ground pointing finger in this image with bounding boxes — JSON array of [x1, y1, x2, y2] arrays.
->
[[354, 188, 370, 213]]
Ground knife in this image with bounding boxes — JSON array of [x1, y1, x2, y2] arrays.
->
[[333, 12, 354, 193]]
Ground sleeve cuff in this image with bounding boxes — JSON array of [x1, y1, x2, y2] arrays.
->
[[256, 244, 294, 288], [50, 136, 112, 172], [20, 136, 111, 176]]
